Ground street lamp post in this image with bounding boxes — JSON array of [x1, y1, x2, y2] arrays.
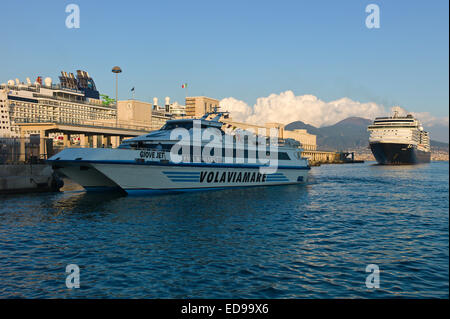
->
[[111, 66, 122, 127], [112, 66, 122, 147]]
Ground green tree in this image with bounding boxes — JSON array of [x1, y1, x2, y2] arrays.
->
[[100, 94, 116, 106]]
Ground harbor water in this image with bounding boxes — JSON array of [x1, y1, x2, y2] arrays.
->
[[0, 162, 448, 298]]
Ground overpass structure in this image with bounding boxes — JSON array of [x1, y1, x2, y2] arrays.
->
[[16, 121, 152, 161]]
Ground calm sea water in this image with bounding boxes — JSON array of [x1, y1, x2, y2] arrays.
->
[[0, 162, 448, 298]]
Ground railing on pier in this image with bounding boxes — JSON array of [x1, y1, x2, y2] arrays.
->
[[0, 137, 57, 164], [16, 118, 155, 132]]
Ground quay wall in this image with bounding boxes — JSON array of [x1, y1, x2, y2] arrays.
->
[[302, 150, 364, 166], [0, 164, 63, 194]]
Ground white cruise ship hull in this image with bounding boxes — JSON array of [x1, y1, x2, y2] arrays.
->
[[48, 148, 310, 195]]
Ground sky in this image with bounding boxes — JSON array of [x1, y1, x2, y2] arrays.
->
[[0, 0, 448, 139]]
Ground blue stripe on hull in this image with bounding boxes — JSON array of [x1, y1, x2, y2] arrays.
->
[[162, 171, 200, 175], [124, 182, 303, 196]]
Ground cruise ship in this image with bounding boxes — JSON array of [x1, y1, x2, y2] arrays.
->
[[368, 107, 431, 164], [47, 112, 310, 195], [0, 70, 117, 139]]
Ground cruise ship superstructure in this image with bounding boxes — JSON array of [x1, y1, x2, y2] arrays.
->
[[0, 71, 116, 138], [368, 107, 431, 164], [48, 112, 310, 194]]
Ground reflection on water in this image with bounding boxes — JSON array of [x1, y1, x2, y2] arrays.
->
[[0, 162, 448, 298], [49, 191, 125, 218], [369, 162, 431, 175]]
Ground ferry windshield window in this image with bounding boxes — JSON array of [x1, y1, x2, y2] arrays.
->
[[277, 152, 290, 160], [162, 122, 193, 130]]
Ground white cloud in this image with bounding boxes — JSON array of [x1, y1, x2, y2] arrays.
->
[[220, 91, 448, 135], [406, 111, 448, 128], [220, 90, 386, 127]]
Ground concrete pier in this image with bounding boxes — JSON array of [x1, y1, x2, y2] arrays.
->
[[0, 164, 63, 194], [302, 150, 364, 166]]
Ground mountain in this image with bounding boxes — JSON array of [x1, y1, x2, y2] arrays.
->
[[284, 120, 320, 135], [285, 117, 371, 151], [427, 124, 449, 144], [285, 117, 448, 151], [431, 140, 449, 152]]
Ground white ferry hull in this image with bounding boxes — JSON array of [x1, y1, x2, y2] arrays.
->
[[51, 162, 123, 192], [48, 148, 310, 195], [95, 164, 308, 195]]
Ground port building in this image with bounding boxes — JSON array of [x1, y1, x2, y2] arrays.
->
[[185, 96, 220, 117], [1, 71, 319, 158], [0, 71, 182, 151]]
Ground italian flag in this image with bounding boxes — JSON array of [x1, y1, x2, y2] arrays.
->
[[181, 83, 187, 88]]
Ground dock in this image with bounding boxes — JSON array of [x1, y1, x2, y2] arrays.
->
[[302, 150, 364, 166], [0, 164, 63, 194], [0, 137, 64, 194]]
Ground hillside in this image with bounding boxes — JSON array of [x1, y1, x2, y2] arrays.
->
[[285, 117, 371, 151]]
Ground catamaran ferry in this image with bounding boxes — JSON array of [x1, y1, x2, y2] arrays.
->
[[48, 112, 310, 194]]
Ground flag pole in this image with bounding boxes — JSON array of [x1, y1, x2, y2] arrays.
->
[[182, 83, 188, 104]]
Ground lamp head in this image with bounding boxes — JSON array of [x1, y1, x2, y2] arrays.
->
[[112, 66, 122, 74]]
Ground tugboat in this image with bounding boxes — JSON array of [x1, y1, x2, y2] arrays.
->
[[368, 107, 431, 164]]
